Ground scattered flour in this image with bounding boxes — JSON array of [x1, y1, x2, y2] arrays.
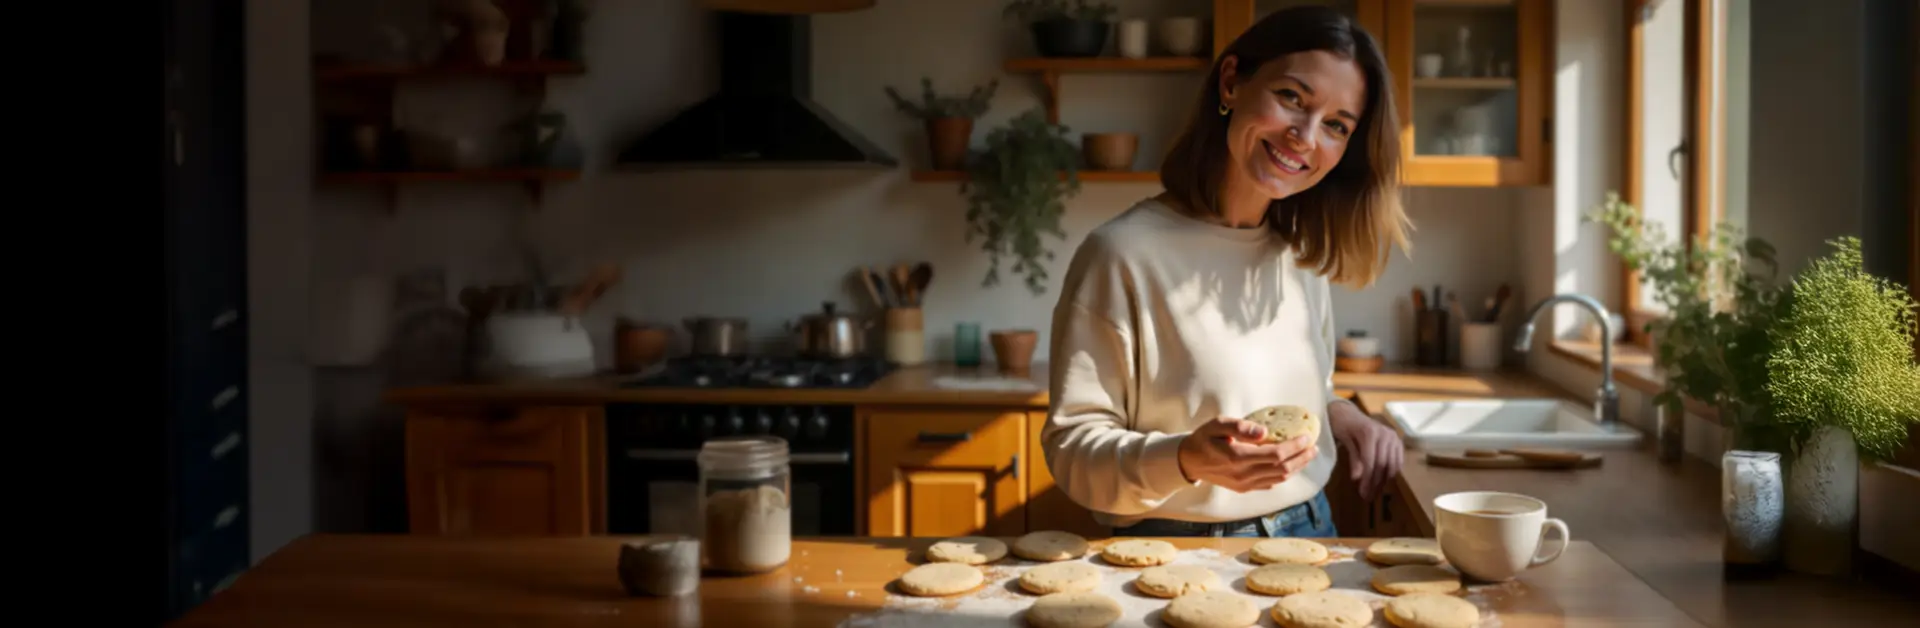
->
[[836, 543, 1508, 628]]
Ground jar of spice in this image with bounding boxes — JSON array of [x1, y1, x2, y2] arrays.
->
[[697, 436, 792, 574]]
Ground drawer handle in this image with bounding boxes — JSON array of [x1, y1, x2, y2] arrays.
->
[[214, 505, 240, 530], [210, 385, 239, 410], [211, 309, 239, 330], [211, 432, 242, 460], [917, 431, 972, 443], [213, 569, 243, 593]]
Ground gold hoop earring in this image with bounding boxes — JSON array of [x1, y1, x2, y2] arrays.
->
[[1218, 103, 1231, 116]]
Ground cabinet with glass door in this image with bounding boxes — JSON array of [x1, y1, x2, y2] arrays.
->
[[1215, 0, 1552, 187]]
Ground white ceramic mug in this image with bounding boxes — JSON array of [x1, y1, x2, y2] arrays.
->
[[1434, 491, 1570, 582]]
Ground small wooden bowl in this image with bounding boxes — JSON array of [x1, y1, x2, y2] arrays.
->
[[1335, 355, 1385, 373], [1082, 133, 1139, 171]]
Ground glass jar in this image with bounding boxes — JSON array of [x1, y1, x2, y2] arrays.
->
[[697, 436, 792, 574], [1721, 450, 1783, 579]]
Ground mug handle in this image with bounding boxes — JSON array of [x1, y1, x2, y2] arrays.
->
[[1532, 517, 1570, 567]]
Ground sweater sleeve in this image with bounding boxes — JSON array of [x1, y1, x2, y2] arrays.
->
[[1040, 239, 1200, 517]]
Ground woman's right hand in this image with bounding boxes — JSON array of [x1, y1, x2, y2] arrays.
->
[[1175, 417, 1318, 492]]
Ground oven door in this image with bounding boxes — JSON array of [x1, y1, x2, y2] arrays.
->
[[608, 448, 858, 537]]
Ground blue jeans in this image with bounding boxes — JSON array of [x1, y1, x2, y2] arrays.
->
[[1112, 491, 1338, 538]]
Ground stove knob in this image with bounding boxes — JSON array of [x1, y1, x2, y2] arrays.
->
[[676, 412, 696, 443], [805, 408, 831, 440], [754, 409, 775, 435], [726, 409, 746, 436], [779, 408, 803, 440], [699, 412, 719, 439]]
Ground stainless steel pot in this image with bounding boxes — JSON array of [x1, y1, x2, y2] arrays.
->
[[790, 301, 871, 358], [683, 316, 749, 356]]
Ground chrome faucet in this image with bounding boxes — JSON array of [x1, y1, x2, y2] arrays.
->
[[1513, 293, 1621, 430]]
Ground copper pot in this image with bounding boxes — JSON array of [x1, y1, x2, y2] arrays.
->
[[614, 319, 672, 373]]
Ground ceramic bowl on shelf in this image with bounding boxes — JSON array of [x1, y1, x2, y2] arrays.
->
[[1337, 330, 1379, 359]]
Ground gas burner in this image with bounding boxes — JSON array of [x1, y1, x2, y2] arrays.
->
[[622, 355, 894, 390]]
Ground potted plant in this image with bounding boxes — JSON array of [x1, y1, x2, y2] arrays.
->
[[1763, 236, 1919, 577], [884, 77, 999, 171], [962, 108, 1080, 295], [1005, 0, 1118, 58], [1589, 192, 1791, 453]]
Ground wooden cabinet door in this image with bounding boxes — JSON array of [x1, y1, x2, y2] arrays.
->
[[406, 405, 605, 536], [1386, 0, 1553, 187], [1024, 411, 1112, 538], [864, 410, 1027, 538]]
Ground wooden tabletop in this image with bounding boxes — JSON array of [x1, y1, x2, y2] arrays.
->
[[1334, 369, 1920, 627], [169, 535, 1703, 628]]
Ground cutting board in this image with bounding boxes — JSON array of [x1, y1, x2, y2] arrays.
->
[[1426, 448, 1604, 469]]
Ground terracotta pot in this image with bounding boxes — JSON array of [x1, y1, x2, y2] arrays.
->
[[1082, 132, 1139, 171], [989, 329, 1038, 374], [925, 117, 973, 171]]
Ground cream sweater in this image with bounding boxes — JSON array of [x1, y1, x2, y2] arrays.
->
[[1041, 198, 1340, 528]]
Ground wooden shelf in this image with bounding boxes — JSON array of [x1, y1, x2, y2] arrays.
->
[[320, 169, 580, 183], [910, 170, 1160, 183], [1413, 77, 1517, 89], [315, 60, 586, 82], [1003, 57, 1208, 73], [1415, 0, 1516, 7]]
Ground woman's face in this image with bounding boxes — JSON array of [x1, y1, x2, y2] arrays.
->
[[1219, 50, 1368, 201]]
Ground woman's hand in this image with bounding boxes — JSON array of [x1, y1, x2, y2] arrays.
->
[[1327, 400, 1404, 501], [1176, 417, 1318, 493]]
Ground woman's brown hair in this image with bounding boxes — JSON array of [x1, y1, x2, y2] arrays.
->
[[1159, 5, 1409, 288]]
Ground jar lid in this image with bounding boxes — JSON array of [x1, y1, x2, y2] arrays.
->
[[698, 436, 790, 469]]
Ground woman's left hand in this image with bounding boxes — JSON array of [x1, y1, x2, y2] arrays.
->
[[1327, 400, 1404, 501]]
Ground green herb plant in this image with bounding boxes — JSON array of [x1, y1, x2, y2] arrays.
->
[[1763, 236, 1920, 463], [1588, 191, 1791, 452], [884, 78, 999, 120], [963, 108, 1079, 295], [1003, 0, 1117, 23]]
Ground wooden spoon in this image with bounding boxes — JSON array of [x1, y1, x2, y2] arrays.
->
[[908, 262, 932, 307], [891, 263, 914, 307], [559, 263, 621, 316], [857, 267, 885, 309]]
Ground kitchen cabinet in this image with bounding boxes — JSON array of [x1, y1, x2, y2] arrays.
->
[[860, 408, 1030, 538], [1216, 0, 1554, 187], [405, 405, 605, 536]]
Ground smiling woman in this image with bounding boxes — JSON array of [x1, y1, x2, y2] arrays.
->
[[1039, 5, 1411, 540]]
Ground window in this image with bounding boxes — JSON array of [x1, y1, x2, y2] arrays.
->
[[1620, 0, 1737, 348]]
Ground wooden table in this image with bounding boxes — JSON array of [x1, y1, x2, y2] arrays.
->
[[170, 535, 1705, 627]]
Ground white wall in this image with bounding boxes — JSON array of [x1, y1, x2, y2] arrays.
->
[[1520, 0, 1623, 403]]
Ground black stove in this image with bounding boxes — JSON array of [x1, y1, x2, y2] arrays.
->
[[621, 355, 894, 389]]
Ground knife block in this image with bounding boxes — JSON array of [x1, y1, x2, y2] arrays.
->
[[1415, 309, 1449, 366]]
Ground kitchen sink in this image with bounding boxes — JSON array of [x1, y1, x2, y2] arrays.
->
[[1383, 398, 1644, 450]]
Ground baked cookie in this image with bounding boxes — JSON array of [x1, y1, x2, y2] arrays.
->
[[1383, 592, 1480, 628], [1244, 404, 1320, 444], [1271, 590, 1375, 628], [1100, 539, 1177, 567], [1020, 561, 1103, 595], [1244, 563, 1332, 596], [1026, 591, 1124, 628], [896, 562, 984, 597], [1013, 530, 1091, 562], [925, 536, 1008, 565], [1134, 565, 1222, 598], [1164, 590, 1260, 628], [1371, 564, 1462, 596], [1250, 538, 1330, 564], [1365, 537, 1444, 566]]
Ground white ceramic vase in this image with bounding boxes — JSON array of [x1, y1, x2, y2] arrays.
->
[[1782, 425, 1858, 576]]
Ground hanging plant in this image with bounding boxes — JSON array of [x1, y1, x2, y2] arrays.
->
[[962, 108, 1080, 295]]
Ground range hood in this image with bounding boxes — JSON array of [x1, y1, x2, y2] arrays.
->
[[615, 11, 898, 169]]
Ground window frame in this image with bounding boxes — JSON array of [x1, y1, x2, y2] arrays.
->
[[1621, 0, 1721, 349]]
